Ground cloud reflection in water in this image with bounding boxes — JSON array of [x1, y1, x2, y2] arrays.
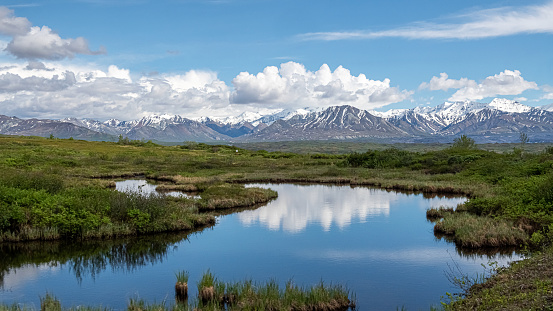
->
[[240, 184, 402, 233]]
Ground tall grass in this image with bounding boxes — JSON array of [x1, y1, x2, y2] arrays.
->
[[191, 272, 354, 310], [434, 213, 528, 248]]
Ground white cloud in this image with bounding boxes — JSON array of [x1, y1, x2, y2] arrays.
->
[[448, 70, 538, 101], [419, 73, 476, 91], [0, 61, 412, 120], [0, 6, 31, 36], [231, 62, 411, 110], [0, 61, 230, 120], [541, 85, 553, 100], [300, 1, 553, 41], [0, 6, 105, 60], [107, 65, 131, 82], [420, 70, 538, 102], [0, 71, 76, 93], [6, 25, 105, 60]]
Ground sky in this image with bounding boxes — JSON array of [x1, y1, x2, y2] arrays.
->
[[0, 0, 552, 121]]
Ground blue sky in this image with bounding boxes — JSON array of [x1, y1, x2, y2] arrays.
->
[[0, 0, 552, 120]]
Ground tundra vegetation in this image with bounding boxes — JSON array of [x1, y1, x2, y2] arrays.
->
[[1, 134, 553, 309]]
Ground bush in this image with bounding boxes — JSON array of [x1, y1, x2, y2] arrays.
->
[[0, 201, 25, 232], [342, 148, 416, 169], [0, 170, 64, 194], [451, 135, 476, 150]]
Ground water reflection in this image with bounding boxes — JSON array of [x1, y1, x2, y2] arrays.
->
[[0, 183, 521, 310], [0, 232, 194, 289], [115, 179, 198, 198], [241, 184, 466, 233]]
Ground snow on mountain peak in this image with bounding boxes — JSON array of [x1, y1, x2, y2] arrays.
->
[[488, 98, 531, 113], [369, 108, 408, 118]]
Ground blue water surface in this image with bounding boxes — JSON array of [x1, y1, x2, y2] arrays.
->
[[0, 183, 521, 310]]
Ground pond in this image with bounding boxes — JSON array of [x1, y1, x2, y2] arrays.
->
[[0, 182, 521, 310]]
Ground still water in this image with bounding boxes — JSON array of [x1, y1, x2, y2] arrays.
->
[[0, 183, 521, 310]]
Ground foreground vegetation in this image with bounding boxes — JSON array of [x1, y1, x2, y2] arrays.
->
[[1, 135, 553, 309], [440, 246, 553, 310], [0, 272, 354, 311]]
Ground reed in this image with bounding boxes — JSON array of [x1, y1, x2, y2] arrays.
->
[[40, 293, 61, 311], [175, 270, 189, 302]]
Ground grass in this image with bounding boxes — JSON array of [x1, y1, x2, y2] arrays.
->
[[193, 274, 354, 310], [175, 271, 189, 284], [426, 207, 455, 220], [1, 279, 353, 311], [2, 135, 553, 309], [443, 245, 553, 310], [197, 183, 278, 211], [433, 213, 528, 248]]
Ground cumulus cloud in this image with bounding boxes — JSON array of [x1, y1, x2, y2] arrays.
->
[[419, 73, 476, 91], [25, 61, 54, 71], [0, 6, 30, 36], [0, 61, 410, 120], [231, 62, 411, 110], [448, 70, 538, 101], [420, 70, 538, 102], [300, 1, 553, 41], [0, 71, 76, 93], [0, 61, 230, 120], [0, 6, 105, 60]]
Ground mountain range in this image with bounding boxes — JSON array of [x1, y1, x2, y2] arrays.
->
[[1, 98, 552, 143]]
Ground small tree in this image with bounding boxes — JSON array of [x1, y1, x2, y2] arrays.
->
[[519, 131, 529, 145], [452, 135, 475, 150]]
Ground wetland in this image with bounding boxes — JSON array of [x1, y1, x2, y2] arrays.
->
[[1, 136, 553, 310]]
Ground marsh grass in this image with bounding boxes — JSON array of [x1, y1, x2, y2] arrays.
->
[[40, 293, 61, 311], [155, 185, 198, 192], [175, 270, 190, 302], [197, 184, 278, 211], [128, 298, 167, 311], [444, 245, 553, 311], [426, 207, 455, 221], [175, 271, 189, 284], [190, 273, 355, 311], [434, 213, 528, 248]]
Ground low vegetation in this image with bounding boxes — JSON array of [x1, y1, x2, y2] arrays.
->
[[0, 275, 354, 311], [2, 134, 553, 309], [191, 273, 354, 311], [443, 246, 553, 310]]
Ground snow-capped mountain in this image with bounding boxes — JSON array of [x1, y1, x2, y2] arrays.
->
[[406, 98, 533, 126], [540, 103, 553, 112], [240, 105, 407, 141], [2, 98, 552, 143]]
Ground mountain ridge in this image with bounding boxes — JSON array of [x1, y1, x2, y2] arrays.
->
[[1, 98, 552, 143]]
